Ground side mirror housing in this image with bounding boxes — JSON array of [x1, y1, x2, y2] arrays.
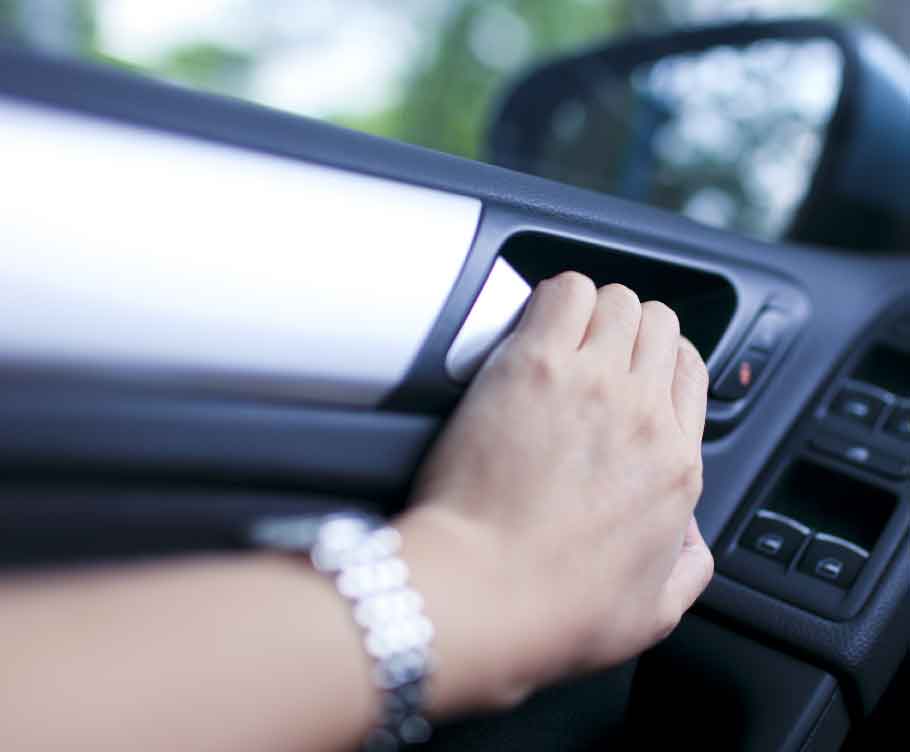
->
[[489, 19, 910, 252]]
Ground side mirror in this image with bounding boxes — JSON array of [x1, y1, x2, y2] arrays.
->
[[489, 19, 910, 252]]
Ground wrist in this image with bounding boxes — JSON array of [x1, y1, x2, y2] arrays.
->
[[395, 505, 537, 716], [248, 512, 438, 748]]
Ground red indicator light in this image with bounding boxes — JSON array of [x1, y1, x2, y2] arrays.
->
[[739, 361, 753, 388]]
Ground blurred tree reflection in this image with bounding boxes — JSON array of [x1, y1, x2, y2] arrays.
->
[[0, 0, 95, 54], [332, 0, 880, 159], [1, 0, 902, 163], [357, 0, 630, 159]]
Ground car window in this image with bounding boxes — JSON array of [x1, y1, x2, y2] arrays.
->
[[2, 1, 906, 240]]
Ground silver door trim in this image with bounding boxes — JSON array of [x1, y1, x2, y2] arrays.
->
[[446, 258, 530, 383], [0, 97, 482, 406]]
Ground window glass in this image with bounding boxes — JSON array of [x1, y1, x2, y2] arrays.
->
[[2, 1, 905, 240]]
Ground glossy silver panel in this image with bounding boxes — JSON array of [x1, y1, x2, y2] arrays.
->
[[445, 258, 530, 383], [0, 98, 482, 406]]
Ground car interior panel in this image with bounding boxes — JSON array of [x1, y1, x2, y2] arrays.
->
[[0, 12, 908, 751]]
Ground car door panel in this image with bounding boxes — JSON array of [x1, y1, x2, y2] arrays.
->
[[1, 46, 908, 749]]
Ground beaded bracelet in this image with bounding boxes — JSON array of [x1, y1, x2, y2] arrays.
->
[[248, 513, 435, 751]]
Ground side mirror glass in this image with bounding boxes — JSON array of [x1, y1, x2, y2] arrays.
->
[[489, 20, 910, 252]]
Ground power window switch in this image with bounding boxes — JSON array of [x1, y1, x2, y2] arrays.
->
[[798, 534, 869, 589], [739, 511, 810, 565], [755, 532, 786, 556], [815, 558, 845, 580], [830, 389, 886, 428], [810, 434, 910, 480]]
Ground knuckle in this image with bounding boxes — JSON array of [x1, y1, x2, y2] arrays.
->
[[677, 459, 704, 500], [490, 342, 525, 379], [585, 377, 611, 403], [679, 341, 709, 387], [601, 283, 641, 309], [549, 271, 596, 300], [642, 301, 680, 336], [683, 462, 705, 500], [682, 545, 715, 606], [698, 547, 716, 589], [633, 409, 662, 444], [655, 600, 683, 642], [518, 344, 559, 385], [600, 284, 642, 321]]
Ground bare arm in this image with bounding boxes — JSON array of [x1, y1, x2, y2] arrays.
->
[[0, 276, 713, 751], [0, 517, 486, 752]]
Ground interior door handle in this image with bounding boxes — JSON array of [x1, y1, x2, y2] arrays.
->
[[445, 258, 531, 383]]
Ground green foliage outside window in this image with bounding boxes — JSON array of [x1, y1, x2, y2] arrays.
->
[[2, 0, 899, 163]]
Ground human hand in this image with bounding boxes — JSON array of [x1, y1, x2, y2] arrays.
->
[[399, 272, 713, 712]]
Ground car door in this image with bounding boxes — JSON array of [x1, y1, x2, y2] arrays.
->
[[0, 43, 907, 751]]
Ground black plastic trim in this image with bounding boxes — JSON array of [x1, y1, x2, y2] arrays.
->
[[712, 299, 910, 713], [627, 613, 849, 751], [0, 482, 379, 568], [0, 378, 438, 510]]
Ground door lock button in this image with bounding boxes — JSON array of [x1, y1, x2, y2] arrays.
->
[[713, 349, 770, 402], [712, 310, 793, 402], [798, 534, 869, 589], [739, 511, 810, 565]]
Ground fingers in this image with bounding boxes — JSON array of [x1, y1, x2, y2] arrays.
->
[[663, 517, 714, 621], [581, 284, 642, 370], [514, 281, 695, 434], [671, 338, 709, 440], [631, 301, 681, 394], [513, 272, 597, 351]]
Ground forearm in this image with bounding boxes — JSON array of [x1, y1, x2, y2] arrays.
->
[[0, 509, 513, 752], [0, 553, 382, 752]]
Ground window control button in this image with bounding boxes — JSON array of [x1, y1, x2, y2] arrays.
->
[[798, 534, 869, 589], [885, 407, 910, 442], [815, 557, 844, 581], [739, 511, 810, 565], [713, 349, 770, 402], [756, 532, 785, 556], [831, 389, 886, 427], [811, 434, 910, 480]]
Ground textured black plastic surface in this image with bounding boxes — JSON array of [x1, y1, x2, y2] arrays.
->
[[711, 302, 910, 713], [626, 613, 850, 751], [425, 663, 635, 752]]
